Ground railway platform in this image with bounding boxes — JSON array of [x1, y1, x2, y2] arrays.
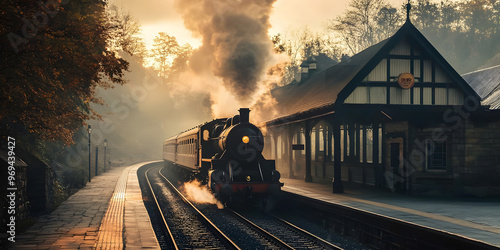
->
[[10, 161, 160, 249], [281, 178, 500, 248]]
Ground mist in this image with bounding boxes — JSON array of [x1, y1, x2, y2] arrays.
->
[[90, 52, 213, 163]]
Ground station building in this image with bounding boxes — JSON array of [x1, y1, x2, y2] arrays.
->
[[262, 18, 500, 196]]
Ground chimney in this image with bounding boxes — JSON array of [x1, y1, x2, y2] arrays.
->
[[300, 61, 309, 82], [300, 55, 317, 83], [239, 108, 250, 123], [341, 54, 351, 64], [307, 55, 317, 76]]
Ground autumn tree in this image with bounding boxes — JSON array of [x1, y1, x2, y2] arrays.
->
[[150, 32, 181, 78], [271, 34, 286, 54], [0, 0, 129, 145], [410, 0, 500, 72], [168, 43, 193, 80], [106, 4, 147, 61]]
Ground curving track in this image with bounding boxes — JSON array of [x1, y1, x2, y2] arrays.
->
[[160, 164, 346, 249], [144, 165, 239, 249], [139, 162, 499, 249], [141, 163, 345, 249]]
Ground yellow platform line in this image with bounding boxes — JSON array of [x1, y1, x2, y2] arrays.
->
[[94, 167, 131, 249]]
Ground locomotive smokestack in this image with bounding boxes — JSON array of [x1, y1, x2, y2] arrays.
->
[[239, 108, 250, 123]]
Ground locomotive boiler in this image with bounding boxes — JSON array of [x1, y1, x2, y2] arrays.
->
[[163, 108, 282, 202]]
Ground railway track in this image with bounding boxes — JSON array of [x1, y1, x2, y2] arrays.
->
[[280, 191, 500, 250], [226, 207, 343, 250], [146, 164, 344, 249], [141, 163, 498, 249], [145, 166, 238, 249]]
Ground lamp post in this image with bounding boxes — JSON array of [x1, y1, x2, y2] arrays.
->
[[95, 146, 98, 176], [103, 139, 108, 172], [88, 125, 92, 182]]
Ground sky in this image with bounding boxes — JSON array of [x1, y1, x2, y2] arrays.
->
[[112, 0, 406, 50]]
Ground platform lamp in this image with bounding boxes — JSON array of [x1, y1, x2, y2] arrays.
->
[[95, 145, 98, 176], [103, 139, 108, 172], [88, 125, 92, 182]]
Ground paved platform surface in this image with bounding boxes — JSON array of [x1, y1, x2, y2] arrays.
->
[[11, 162, 160, 249], [281, 178, 500, 248]]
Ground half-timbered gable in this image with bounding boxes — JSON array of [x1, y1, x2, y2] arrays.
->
[[340, 21, 478, 107]]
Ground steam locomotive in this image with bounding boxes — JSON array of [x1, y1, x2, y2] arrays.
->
[[163, 108, 283, 202]]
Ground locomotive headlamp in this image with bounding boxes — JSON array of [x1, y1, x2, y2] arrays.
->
[[242, 136, 250, 144]]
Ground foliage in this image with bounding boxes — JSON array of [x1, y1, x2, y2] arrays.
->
[[106, 4, 147, 61], [0, 0, 129, 145], [407, 0, 500, 73], [167, 43, 193, 81], [327, 0, 399, 54], [270, 29, 342, 86], [149, 32, 181, 78], [327, 0, 500, 73], [271, 34, 286, 54]]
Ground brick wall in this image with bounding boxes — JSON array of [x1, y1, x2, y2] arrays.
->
[[462, 119, 500, 196]]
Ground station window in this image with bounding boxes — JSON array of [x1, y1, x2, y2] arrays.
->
[[359, 125, 364, 163], [300, 128, 305, 156], [345, 125, 350, 157], [338, 124, 382, 164], [426, 142, 447, 170], [319, 126, 324, 152], [311, 128, 316, 161], [366, 127, 373, 163], [353, 125, 357, 157], [340, 126, 344, 162], [378, 126, 383, 164]]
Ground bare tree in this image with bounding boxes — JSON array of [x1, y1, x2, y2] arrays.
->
[[327, 0, 399, 54], [271, 28, 342, 86], [106, 4, 147, 61]]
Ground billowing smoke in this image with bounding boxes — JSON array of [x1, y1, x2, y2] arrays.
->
[[175, 0, 278, 105]]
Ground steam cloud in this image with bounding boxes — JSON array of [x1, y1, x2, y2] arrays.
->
[[175, 0, 278, 103], [182, 180, 224, 209]]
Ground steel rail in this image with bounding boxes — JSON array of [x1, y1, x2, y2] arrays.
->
[[225, 208, 295, 250], [284, 191, 500, 250], [268, 213, 344, 250], [144, 168, 178, 250], [157, 167, 241, 250]]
